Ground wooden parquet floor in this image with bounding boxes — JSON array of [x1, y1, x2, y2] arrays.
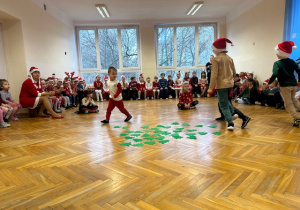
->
[[1, 98, 300, 209]]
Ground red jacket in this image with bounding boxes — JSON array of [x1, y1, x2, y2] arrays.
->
[[19, 78, 43, 108], [179, 92, 193, 104]]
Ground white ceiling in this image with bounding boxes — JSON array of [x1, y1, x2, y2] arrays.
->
[[47, 0, 252, 23]]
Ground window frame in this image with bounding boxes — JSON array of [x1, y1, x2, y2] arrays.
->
[[155, 23, 217, 75], [76, 25, 141, 72]]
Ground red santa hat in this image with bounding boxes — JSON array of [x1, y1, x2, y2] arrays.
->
[[263, 78, 270, 84], [275, 41, 297, 58], [29, 67, 39, 74], [212, 38, 234, 52], [52, 73, 56, 78], [78, 77, 83, 82], [139, 73, 143, 78], [73, 76, 79, 81], [57, 78, 63, 82], [104, 76, 109, 80]]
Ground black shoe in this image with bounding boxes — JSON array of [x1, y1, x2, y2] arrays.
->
[[280, 106, 285, 110], [101, 120, 109, 123], [3, 118, 8, 122], [293, 119, 300, 127], [241, 117, 251, 129], [73, 104, 77, 107], [227, 122, 235, 131], [124, 116, 132, 122], [275, 103, 282, 109], [215, 117, 225, 121]]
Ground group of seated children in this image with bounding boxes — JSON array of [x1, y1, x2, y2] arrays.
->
[[0, 79, 22, 128], [233, 72, 300, 110], [92, 71, 209, 101]]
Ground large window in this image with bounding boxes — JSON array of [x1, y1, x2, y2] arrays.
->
[[155, 23, 216, 76], [77, 26, 141, 84]]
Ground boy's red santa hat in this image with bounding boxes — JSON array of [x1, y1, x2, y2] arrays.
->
[[52, 73, 56, 78], [212, 38, 234, 52], [263, 78, 270, 84], [73, 76, 79, 81], [29, 67, 39, 74], [78, 77, 83, 81], [104, 76, 109, 80], [275, 41, 297, 58]]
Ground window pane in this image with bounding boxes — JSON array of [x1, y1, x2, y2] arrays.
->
[[98, 28, 120, 70], [198, 26, 215, 65], [177, 26, 195, 67], [158, 27, 174, 66], [79, 30, 97, 69], [81, 72, 107, 85], [121, 28, 138, 68], [117, 72, 139, 82]]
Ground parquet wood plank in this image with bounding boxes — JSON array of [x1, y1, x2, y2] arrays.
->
[[0, 98, 299, 209]]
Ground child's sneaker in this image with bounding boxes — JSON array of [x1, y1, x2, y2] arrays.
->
[[96, 109, 99, 113], [241, 117, 251, 129], [232, 114, 238, 121], [101, 120, 109, 123], [169, 95, 172, 99], [10, 116, 18, 121], [84, 110, 89, 114], [124, 115, 132, 122], [293, 119, 300, 127], [0, 122, 9, 128], [4, 122, 10, 127], [197, 94, 200, 98], [227, 122, 235, 131]]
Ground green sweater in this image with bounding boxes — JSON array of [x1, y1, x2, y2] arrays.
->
[[269, 58, 300, 87], [239, 86, 259, 100]]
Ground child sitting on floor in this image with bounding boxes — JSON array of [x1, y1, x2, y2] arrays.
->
[[0, 80, 22, 121], [145, 77, 154, 100], [199, 71, 208, 97], [138, 74, 146, 100], [236, 78, 260, 105], [177, 82, 199, 110], [167, 75, 175, 99], [121, 75, 129, 100], [153, 76, 160, 99], [129, 76, 138, 100], [159, 73, 168, 99], [174, 72, 183, 99], [79, 90, 99, 114]]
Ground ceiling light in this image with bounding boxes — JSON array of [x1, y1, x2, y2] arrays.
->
[[95, 4, 110, 18], [187, 2, 203, 16]]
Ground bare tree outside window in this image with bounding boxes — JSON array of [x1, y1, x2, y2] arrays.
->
[[177, 26, 195, 67], [79, 30, 97, 69], [158, 27, 174, 66], [98, 28, 120, 69], [198, 26, 215, 65], [121, 28, 138, 68]]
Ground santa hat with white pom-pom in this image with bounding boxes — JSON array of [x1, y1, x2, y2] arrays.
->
[[275, 41, 297, 58], [212, 38, 234, 52]]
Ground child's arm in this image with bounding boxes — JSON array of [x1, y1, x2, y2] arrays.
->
[[81, 98, 89, 106], [208, 59, 219, 91], [113, 83, 122, 98], [0, 92, 12, 105], [178, 93, 184, 104], [238, 87, 247, 98], [268, 63, 279, 85], [93, 81, 97, 89]]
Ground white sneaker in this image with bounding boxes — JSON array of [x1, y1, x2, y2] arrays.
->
[[97, 100, 99, 102], [232, 114, 238, 121], [197, 94, 200, 98], [0, 122, 9, 128], [169, 95, 172, 99], [166, 98, 168, 99], [4, 122, 10, 127]]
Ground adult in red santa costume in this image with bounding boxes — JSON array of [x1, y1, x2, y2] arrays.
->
[[19, 67, 64, 118]]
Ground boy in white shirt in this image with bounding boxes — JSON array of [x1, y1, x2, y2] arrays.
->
[[101, 67, 132, 123]]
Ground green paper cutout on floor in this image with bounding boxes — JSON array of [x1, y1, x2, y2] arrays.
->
[[135, 131, 143, 133], [132, 143, 144, 147], [161, 132, 171, 136], [122, 126, 130, 129], [114, 126, 121, 128], [164, 126, 171, 129], [187, 129, 197, 132], [144, 141, 156, 145], [141, 126, 149, 129], [156, 136, 165, 140], [172, 122, 180, 125], [186, 133, 197, 136], [126, 131, 135, 134], [208, 125, 217, 128], [212, 132, 222, 135], [144, 137, 154, 140], [182, 123, 190, 126], [119, 142, 131, 146], [158, 140, 170, 144], [125, 136, 134, 140], [131, 134, 141, 137], [133, 139, 142, 142], [120, 133, 127, 137], [195, 125, 203, 127], [153, 134, 160, 136], [176, 128, 184, 130], [198, 132, 208, 135], [142, 134, 150, 137], [144, 130, 152, 133], [173, 130, 182, 133], [157, 125, 164, 128], [188, 136, 197, 140], [151, 128, 159, 130]]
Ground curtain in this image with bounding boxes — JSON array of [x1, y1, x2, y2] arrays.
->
[[284, 0, 300, 61]]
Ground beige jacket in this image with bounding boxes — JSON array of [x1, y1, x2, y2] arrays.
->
[[209, 53, 236, 90]]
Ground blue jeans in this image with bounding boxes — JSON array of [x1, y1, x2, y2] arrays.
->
[[160, 88, 169, 99], [217, 88, 234, 124]]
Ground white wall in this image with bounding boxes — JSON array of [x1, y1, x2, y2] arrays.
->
[[0, 23, 7, 79], [0, 0, 78, 102], [226, 0, 285, 82]]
